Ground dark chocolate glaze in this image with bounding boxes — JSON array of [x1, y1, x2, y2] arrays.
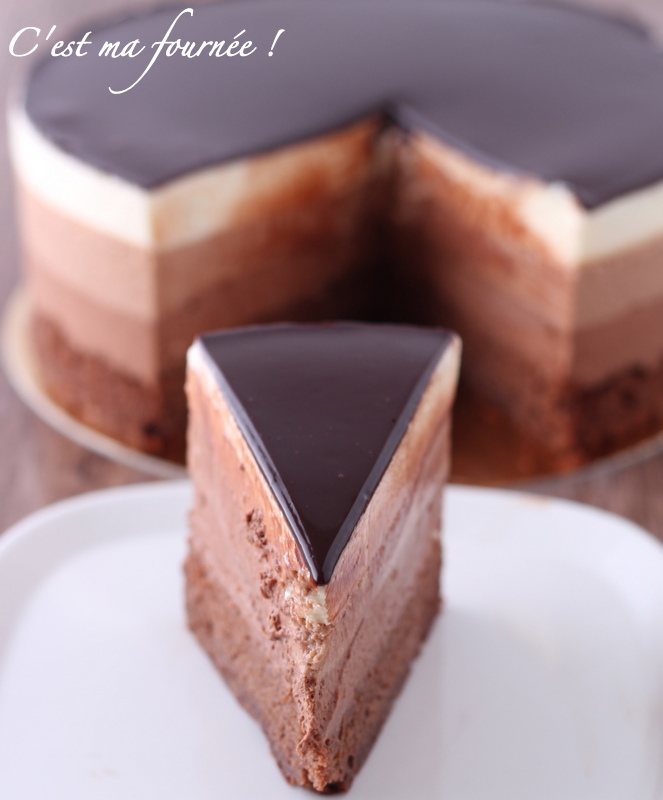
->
[[198, 323, 453, 584], [24, 1, 663, 208]]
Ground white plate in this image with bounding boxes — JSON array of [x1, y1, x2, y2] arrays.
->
[[1, 483, 663, 799]]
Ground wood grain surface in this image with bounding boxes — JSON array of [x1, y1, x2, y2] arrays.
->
[[1, 0, 662, 535]]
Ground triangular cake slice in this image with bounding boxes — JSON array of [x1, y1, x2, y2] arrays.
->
[[184, 323, 460, 792]]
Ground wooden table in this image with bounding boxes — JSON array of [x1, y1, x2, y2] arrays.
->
[[1, 0, 663, 536]]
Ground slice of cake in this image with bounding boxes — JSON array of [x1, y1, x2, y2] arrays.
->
[[184, 323, 460, 791]]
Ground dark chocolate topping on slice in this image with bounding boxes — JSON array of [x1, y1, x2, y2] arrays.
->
[[198, 323, 454, 584], [25, 1, 663, 208]]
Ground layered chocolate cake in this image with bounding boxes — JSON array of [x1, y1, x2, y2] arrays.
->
[[10, 0, 663, 463], [185, 322, 460, 791]]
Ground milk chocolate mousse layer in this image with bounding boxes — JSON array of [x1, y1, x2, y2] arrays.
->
[[12, 0, 663, 461], [185, 323, 460, 790]]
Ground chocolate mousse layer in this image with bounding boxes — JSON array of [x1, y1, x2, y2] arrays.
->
[[185, 323, 460, 790]]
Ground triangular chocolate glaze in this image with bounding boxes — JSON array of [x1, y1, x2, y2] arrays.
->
[[25, 1, 663, 208], [198, 323, 454, 584]]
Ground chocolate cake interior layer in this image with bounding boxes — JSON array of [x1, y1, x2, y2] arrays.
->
[[26, 1, 663, 208], [32, 313, 187, 460], [186, 325, 459, 789], [197, 323, 456, 583], [185, 533, 441, 792], [383, 130, 663, 453]]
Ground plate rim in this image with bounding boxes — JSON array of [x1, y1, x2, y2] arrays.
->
[[2, 479, 662, 566], [0, 478, 191, 556]]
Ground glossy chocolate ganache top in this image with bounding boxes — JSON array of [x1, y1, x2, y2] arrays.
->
[[198, 324, 455, 585], [25, 1, 663, 208]]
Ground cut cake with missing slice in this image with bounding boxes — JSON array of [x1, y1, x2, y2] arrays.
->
[[184, 322, 460, 791]]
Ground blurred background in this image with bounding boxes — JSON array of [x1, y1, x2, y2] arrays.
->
[[1, 0, 663, 534]]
